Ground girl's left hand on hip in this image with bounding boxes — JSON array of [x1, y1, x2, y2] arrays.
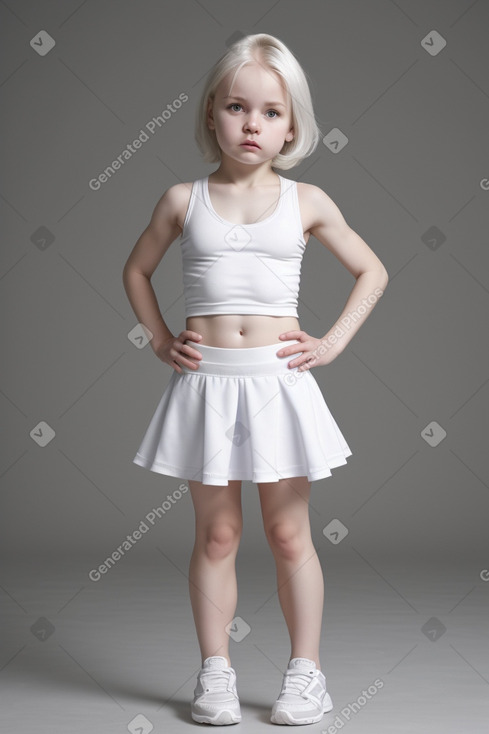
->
[[277, 330, 339, 370]]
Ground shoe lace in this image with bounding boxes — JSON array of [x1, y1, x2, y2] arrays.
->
[[200, 668, 231, 693], [282, 668, 315, 697]]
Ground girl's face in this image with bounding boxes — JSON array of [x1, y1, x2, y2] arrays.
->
[[207, 62, 294, 167]]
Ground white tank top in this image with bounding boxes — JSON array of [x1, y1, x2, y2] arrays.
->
[[179, 175, 307, 318]]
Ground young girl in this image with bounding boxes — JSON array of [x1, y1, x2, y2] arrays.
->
[[123, 33, 388, 727]]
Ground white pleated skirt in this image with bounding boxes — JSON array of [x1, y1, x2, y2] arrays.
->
[[132, 339, 352, 486]]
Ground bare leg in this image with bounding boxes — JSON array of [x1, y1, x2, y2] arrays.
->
[[257, 476, 324, 670], [188, 479, 243, 667]]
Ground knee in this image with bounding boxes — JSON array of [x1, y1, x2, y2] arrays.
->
[[202, 523, 241, 560], [266, 522, 306, 560]]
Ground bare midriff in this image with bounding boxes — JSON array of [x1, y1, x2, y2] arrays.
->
[[186, 314, 300, 348], [180, 178, 310, 348]]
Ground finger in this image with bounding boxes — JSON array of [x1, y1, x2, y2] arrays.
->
[[280, 331, 303, 339], [287, 352, 310, 367], [185, 330, 203, 341], [298, 356, 316, 371], [279, 348, 300, 359], [181, 344, 202, 361], [171, 348, 200, 370], [278, 343, 307, 358], [178, 355, 201, 369]]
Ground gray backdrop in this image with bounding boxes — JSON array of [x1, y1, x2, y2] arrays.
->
[[2, 0, 488, 559], [1, 2, 488, 733]]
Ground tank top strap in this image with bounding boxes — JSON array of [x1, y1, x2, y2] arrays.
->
[[279, 175, 296, 200], [279, 175, 304, 242], [182, 177, 205, 231]]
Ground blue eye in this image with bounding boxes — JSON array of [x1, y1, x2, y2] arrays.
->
[[226, 104, 280, 117]]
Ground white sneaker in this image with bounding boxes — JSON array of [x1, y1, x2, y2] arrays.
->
[[270, 657, 333, 725], [191, 655, 242, 725]]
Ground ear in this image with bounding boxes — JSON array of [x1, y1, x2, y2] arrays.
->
[[285, 128, 294, 142]]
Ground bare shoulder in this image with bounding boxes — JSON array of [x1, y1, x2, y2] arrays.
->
[[296, 182, 346, 233], [160, 181, 192, 230], [123, 182, 196, 278], [296, 182, 388, 281], [151, 181, 193, 234]]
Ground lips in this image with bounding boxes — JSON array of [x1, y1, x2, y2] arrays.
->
[[241, 141, 260, 148]]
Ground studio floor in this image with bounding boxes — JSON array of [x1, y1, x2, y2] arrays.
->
[[1, 554, 488, 733]]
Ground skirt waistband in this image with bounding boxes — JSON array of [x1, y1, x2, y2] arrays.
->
[[182, 340, 303, 376]]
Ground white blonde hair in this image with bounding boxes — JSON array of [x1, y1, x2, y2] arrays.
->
[[195, 33, 322, 170]]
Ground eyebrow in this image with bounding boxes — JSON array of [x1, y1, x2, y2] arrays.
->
[[224, 95, 286, 108]]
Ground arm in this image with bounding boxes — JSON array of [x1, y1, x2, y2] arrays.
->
[[122, 185, 182, 349], [307, 185, 389, 359], [122, 185, 203, 373], [279, 185, 389, 369]]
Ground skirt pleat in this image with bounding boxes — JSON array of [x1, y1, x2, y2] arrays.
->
[[133, 340, 352, 486]]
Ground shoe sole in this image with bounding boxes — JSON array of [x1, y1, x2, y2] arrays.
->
[[270, 694, 333, 725], [191, 709, 242, 725]]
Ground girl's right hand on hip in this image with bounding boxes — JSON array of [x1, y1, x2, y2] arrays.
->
[[154, 331, 203, 373]]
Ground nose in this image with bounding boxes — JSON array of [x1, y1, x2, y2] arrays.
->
[[244, 113, 260, 133]]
